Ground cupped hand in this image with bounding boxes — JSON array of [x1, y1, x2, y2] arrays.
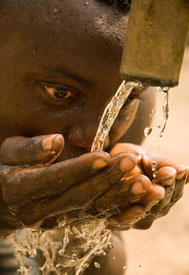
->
[[0, 135, 138, 236], [105, 143, 189, 230]]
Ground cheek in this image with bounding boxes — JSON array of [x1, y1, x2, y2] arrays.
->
[[109, 99, 139, 144]]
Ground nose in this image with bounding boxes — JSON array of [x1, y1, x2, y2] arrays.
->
[[66, 123, 110, 152]]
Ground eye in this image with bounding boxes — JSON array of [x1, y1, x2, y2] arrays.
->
[[44, 86, 75, 101], [122, 87, 145, 108]]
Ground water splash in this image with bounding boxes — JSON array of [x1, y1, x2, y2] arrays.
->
[[8, 219, 112, 275]]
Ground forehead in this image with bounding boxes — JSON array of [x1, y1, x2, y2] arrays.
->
[[1, 0, 129, 86], [2, 0, 128, 46]]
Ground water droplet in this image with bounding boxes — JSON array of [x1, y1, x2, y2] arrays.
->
[[137, 153, 142, 161], [152, 161, 157, 172], [156, 87, 162, 93], [94, 262, 101, 269], [123, 265, 127, 270], [150, 108, 155, 117], [28, 249, 36, 258], [153, 171, 158, 178], [108, 243, 114, 249], [58, 220, 66, 228], [144, 127, 152, 137], [163, 87, 169, 93], [112, 256, 116, 260], [83, 263, 89, 269], [95, 250, 101, 256], [59, 250, 64, 256], [56, 263, 61, 269]]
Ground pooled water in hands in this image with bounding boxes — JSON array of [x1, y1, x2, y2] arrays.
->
[[7, 81, 142, 275]]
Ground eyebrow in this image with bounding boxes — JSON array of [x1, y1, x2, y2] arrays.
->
[[46, 66, 92, 88]]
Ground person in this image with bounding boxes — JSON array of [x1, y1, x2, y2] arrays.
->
[[0, 0, 188, 274]]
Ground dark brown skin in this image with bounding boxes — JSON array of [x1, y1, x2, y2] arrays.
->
[[0, 1, 188, 274]]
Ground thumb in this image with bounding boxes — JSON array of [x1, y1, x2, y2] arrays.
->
[[0, 134, 64, 166]]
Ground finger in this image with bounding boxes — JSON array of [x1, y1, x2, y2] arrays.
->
[[123, 166, 143, 177], [110, 144, 144, 177], [133, 170, 182, 230], [93, 175, 151, 214], [2, 151, 111, 205], [110, 143, 146, 163], [108, 205, 146, 231], [142, 184, 165, 211], [142, 154, 188, 180], [20, 153, 137, 226], [154, 167, 177, 187], [0, 135, 64, 166], [153, 166, 184, 206], [134, 181, 177, 230], [171, 176, 185, 204], [146, 167, 176, 213], [134, 215, 154, 230]]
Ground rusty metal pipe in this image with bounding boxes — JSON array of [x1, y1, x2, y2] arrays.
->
[[120, 0, 189, 87]]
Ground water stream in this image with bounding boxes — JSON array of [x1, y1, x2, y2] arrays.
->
[[158, 87, 170, 137]]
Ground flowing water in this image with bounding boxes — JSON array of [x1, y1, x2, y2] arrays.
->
[[91, 81, 143, 151], [143, 87, 170, 139], [155, 87, 170, 137], [159, 87, 170, 137], [7, 81, 141, 275]]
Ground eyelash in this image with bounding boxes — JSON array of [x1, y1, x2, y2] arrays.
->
[[38, 81, 80, 106], [122, 88, 144, 108], [44, 86, 76, 100]]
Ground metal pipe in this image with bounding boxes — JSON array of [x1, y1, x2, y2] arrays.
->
[[120, 0, 189, 87]]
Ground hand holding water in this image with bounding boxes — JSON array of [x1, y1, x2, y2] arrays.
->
[[107, 143, 189, 230], [0, 134, 137, 235]]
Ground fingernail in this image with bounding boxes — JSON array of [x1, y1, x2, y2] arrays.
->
[[176, 165, 186, 179], [176, 171, 186, 180], [52, 134, 64, 148], [164, 177, 174, 186], [132, 182, 147, 195], [42, 135, 55, 150], [93, 159, 108, 169], [154, 185, 165, 200], [120, 157, 135, 172]]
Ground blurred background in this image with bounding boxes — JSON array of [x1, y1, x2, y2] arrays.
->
[[123, 46, 189, 275]]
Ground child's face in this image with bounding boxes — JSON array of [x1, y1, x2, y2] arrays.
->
[[0, 0, 139, 160]]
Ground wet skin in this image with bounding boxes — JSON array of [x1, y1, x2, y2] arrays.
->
[[0, 1, 188, 274]]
